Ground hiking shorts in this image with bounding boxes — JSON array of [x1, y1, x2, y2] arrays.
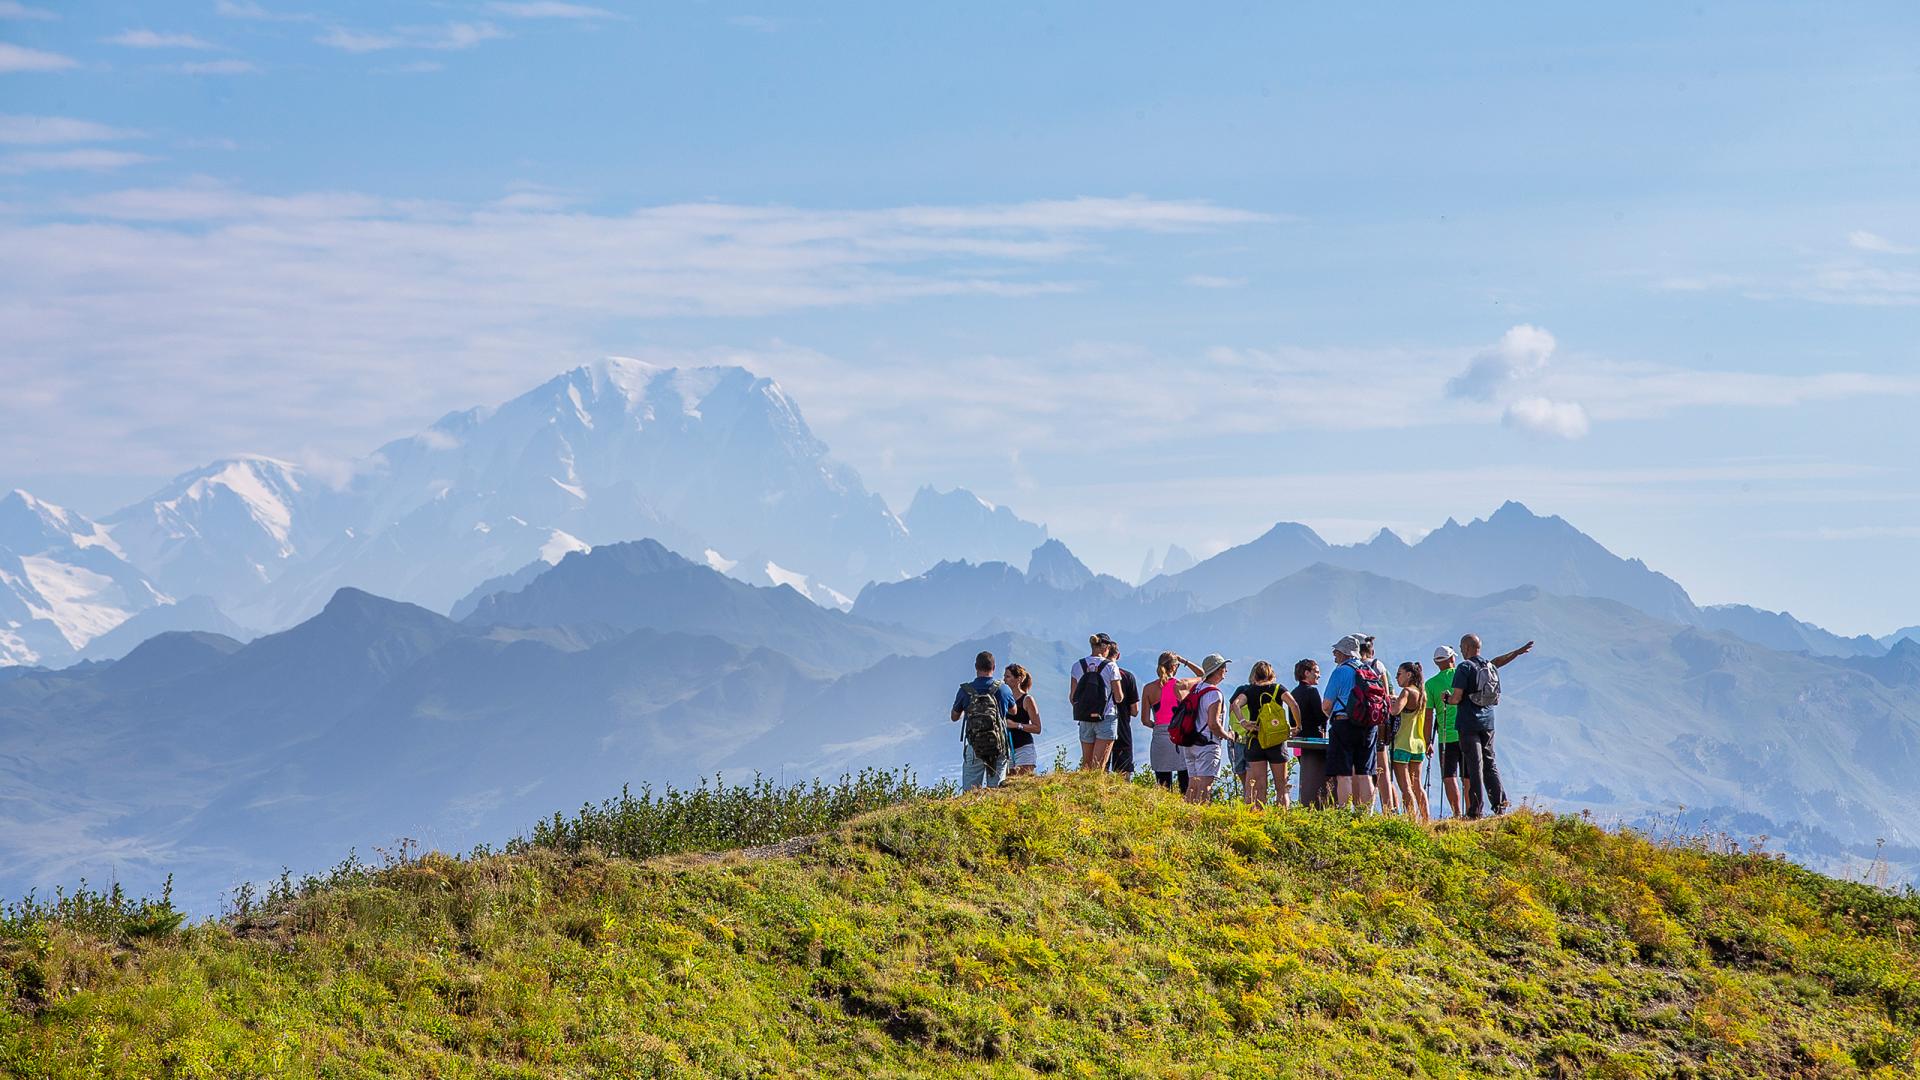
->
[[1243, 739, 1289, 764], [1011, 742, 1037, 769], [1078, 717, 1117, 743], [1183, 741, 1223, 779], [1325, 719, 1377, 777], [1440, 740, 1464, 779], [1390, 748, 1424, 765]]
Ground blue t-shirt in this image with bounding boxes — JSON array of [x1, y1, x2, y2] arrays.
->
[[1323, 661, 1359, 718], [1452, 658, 1495, 734], [953, 677, 1018, 741]]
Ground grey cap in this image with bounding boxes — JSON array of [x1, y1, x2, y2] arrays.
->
[[1332, 634, 1363, 656], [1200, 653, 1230, 678]]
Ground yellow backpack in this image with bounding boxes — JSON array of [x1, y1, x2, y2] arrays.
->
[[1251, 686, 1292, 749]]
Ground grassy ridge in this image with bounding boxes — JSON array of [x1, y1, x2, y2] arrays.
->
[[2, 775, 1918, 1077]]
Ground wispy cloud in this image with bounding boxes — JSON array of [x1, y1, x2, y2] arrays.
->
[[1185, 274, 1247, 289], [0, 115, 139, 144], [0, 41, 76, 72], [1503, 397, 1590, 439], [0, 1, 58, 19], [213, 0, 314, 22], [486, 2, 622, 18], [1848, 230, 1915, 255], [317, 22, 505, 53], [175, 59, 260, 75], [0, 148, 154, 174], [108, 29, 216, 49], [1775, 525, 1920, 541], [0, 187, 1270, 473]]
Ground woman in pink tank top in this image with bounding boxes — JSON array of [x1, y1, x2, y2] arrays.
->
[[1143, 651, 1203, 792]]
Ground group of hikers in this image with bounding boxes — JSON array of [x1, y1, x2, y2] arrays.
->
[[951, 630, 1534, 820]]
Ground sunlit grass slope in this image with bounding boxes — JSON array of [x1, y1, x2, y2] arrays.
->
[[3, 774, 1918, 1078]]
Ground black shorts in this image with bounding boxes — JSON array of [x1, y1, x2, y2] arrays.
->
[[1440, 740, 1464, 778], [1243, 739, 1289, 764], [1325, 720, 1377, 777]]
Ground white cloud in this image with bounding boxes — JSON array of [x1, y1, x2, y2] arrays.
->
[[0, 41, 76, 72], [214, 0, 314, 21], [1848, 230, 1915, 255], [108, 29, 216, 49], [486, 2, 621, 18], [0, 1, 57, 19], [175, 59, 260, 75], [0, 148, 153, 174], [0, 115, 139, 144], [0, 186, 1270, 474], [1185, 274, 1247, 289], [317, 22, 505, 52], [1502, 397, 1590, 439], [1445, 323, 1556, 400]]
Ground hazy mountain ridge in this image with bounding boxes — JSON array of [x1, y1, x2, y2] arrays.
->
[[10, 360, 1044, 651], [850, 548, 1196, 642], [461, 539, 940, 673]]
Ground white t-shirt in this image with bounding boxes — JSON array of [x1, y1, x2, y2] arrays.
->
[[1070, 655, 1119, 720]]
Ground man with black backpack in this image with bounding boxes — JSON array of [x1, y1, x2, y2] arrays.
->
[[1068, 633, 1125, 774], [1442, 633, 1534, 818], [951, 650, 1018, 791]]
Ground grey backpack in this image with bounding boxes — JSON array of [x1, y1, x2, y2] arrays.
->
[[1466, 658, 1501, 708]]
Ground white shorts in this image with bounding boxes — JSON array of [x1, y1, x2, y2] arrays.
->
[[1183, 742, 1223, 779], [1011, 742, 1037, 768]]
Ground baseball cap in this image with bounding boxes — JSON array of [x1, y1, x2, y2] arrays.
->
[[1433, 645, 1457, 661]]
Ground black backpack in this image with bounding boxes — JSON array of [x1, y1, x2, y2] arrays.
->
[[1071, 658, 1112, 725], [962, 683, 1008, 767]]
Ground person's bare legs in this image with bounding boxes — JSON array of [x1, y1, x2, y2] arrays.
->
[[1443, 774, 1463, 818], [1336, 775, 1373, 810], [1244, 760, 1269, 808], [1085, 738, 1115, 774], [1376, 749, 1397, 812], [1187, 775, 1215, 804], [1394, 762, 1427, 821], [1274, 761, 1291, 808]]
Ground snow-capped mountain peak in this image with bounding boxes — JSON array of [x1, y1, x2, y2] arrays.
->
[[0, 490, 171, 665]]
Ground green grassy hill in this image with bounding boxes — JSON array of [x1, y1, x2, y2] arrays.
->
[[3, 775, 1918, 1078]]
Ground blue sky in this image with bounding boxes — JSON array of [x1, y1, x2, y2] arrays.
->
[[4, 1, 1920, 633]]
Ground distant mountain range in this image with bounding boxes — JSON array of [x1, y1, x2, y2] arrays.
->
[[4, 358, 1918, 909], [4, 361, 1049, 659]]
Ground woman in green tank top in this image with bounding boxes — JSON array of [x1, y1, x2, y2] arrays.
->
[[1389, 661, 1430, 823]]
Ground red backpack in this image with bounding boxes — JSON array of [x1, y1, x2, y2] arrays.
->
[[1168, 683, 1217, 747], [1347, 662, 1392, 728]]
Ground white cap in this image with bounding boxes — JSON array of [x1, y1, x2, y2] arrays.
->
[[1434, 645, 1457, 661]]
